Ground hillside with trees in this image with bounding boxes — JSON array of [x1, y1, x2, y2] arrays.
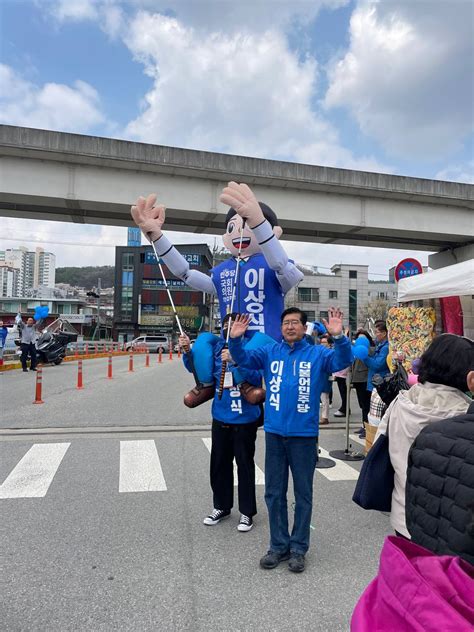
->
[[56, 266, 115, 289]]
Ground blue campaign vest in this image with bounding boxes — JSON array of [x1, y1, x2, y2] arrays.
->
[[211, 254, 284, 341]]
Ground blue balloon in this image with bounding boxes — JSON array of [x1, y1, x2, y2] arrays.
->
[[33, 306, 50, 321], [353, 345, 369, 360], [312, 321, 327, 335], [354, 336, 370, 348]]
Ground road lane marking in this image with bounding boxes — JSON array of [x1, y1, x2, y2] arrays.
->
[[316, 447, 360, 481], [0, 443, 70, 499], [202, 438, 265, 485], [119, 440, 167, 492]]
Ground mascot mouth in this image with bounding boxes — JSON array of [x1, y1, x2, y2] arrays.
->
[[232, 237, 251, 249]]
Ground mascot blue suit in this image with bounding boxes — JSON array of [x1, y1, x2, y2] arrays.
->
[[131, 181, 304, 406]]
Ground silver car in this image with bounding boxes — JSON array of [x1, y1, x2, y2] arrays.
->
[[125, 335, 170, 353]]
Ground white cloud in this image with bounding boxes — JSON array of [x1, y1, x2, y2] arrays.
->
[[121, 12, 390, 172], [49, 0, 98, 21], [324, 1, 474, 160], [0, 64, 105, 133], [435, 161, 474, 185], [46, 0, 125, 38], [38, 1, 389, 171]]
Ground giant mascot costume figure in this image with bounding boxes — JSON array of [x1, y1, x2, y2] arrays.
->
[[131, 181, 304, 406]]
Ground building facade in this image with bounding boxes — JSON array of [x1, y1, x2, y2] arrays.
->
[[0, 246, 56, 295], [0, 264, 19, 298], [285, 264, 397, 331], [113, 244, 213, 342]]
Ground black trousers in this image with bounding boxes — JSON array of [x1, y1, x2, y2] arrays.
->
[[20, 343, 37, 370], [353, 382, 371, 423], [211, 419, 259, 517], [335, 376, 348, 414]]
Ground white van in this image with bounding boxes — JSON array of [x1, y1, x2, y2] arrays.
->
[[125, 335, 170, 353]]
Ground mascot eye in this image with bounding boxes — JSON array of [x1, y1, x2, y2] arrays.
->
[[227, 222, 235, 234]]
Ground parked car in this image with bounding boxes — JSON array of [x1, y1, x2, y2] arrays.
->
[[125, 335, 170, 353]]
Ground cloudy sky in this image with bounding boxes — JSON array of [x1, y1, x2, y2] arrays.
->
[[0, 0, 472, 278]]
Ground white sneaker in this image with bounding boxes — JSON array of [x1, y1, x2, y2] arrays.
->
[[203, 508, 231, 525], [333, 410, 345, 417], [237, 514, 253, 532]]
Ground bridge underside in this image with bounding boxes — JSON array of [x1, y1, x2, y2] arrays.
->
[[0, 196, 469, 252], [0, 125, 472, 252]]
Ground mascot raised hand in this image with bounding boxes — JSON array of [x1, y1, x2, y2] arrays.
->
[[131, 181, 303, 406]]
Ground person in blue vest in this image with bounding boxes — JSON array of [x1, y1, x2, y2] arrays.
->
[[228, 307, 353, 573], [356, 320, 390, 438], [131, 182, 304, 406], [0, 319, 8, 365], [179, 312, 264, 532]]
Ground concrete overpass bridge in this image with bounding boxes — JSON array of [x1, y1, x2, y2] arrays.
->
[[0, 125, 473, 266]]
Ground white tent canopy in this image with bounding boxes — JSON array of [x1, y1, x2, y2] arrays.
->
[[398, 259, 474, 302]]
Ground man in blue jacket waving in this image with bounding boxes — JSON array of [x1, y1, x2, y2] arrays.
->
[[229, 307, 352, 572]]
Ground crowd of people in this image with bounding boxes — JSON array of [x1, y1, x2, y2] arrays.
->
[[131, 183, 473, 624], [177, 306, 474, 585]]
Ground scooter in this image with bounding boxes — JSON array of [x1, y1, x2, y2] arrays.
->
[[15, 318, 78, 365]]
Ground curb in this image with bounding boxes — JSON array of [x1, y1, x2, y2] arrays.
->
[[0, 423, 362, 437]]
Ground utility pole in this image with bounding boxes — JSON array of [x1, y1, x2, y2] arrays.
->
[[88, 277, 101, 341]]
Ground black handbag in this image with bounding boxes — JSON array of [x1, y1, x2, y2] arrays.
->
[[372, 361, 409, 407], [352, 422, 395, 512]]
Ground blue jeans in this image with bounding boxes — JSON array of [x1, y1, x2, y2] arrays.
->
[[264, 432, 317, 556]]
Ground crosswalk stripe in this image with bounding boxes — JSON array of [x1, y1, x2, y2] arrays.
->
[[119, 440, 167, 493], [316, 447, 360, 481], [202, 438, 265, 485], [0, 443, 70, 498]]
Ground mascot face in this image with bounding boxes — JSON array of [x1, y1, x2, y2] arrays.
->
[[222, 214, 283, 258]]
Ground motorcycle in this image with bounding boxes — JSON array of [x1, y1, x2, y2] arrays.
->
[[15, 318, 78, 365]]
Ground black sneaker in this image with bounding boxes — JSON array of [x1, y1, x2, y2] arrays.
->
[[288, 553, 305, 573], [22, 369, 28, 372], [237, 514, 253, 532], [30, 368, 37, 371], [260, 550, 290, 569], [203, 508, 231, 525]]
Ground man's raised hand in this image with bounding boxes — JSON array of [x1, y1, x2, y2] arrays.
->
[[219, 182, 265, 229], [179, 334, 191, 353], [131, 193, 166, 242], [229, 314, 251, 338], [321, 307, 344, 337]]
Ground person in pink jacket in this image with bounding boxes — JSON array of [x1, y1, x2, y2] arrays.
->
[[351, 535, 474, 631]]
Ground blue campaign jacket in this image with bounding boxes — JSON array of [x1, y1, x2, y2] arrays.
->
[[183, 338, 262, 424], [363, 339, 390, 391], [229, 335, 353, 436], [211, 254, 285, 341]]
